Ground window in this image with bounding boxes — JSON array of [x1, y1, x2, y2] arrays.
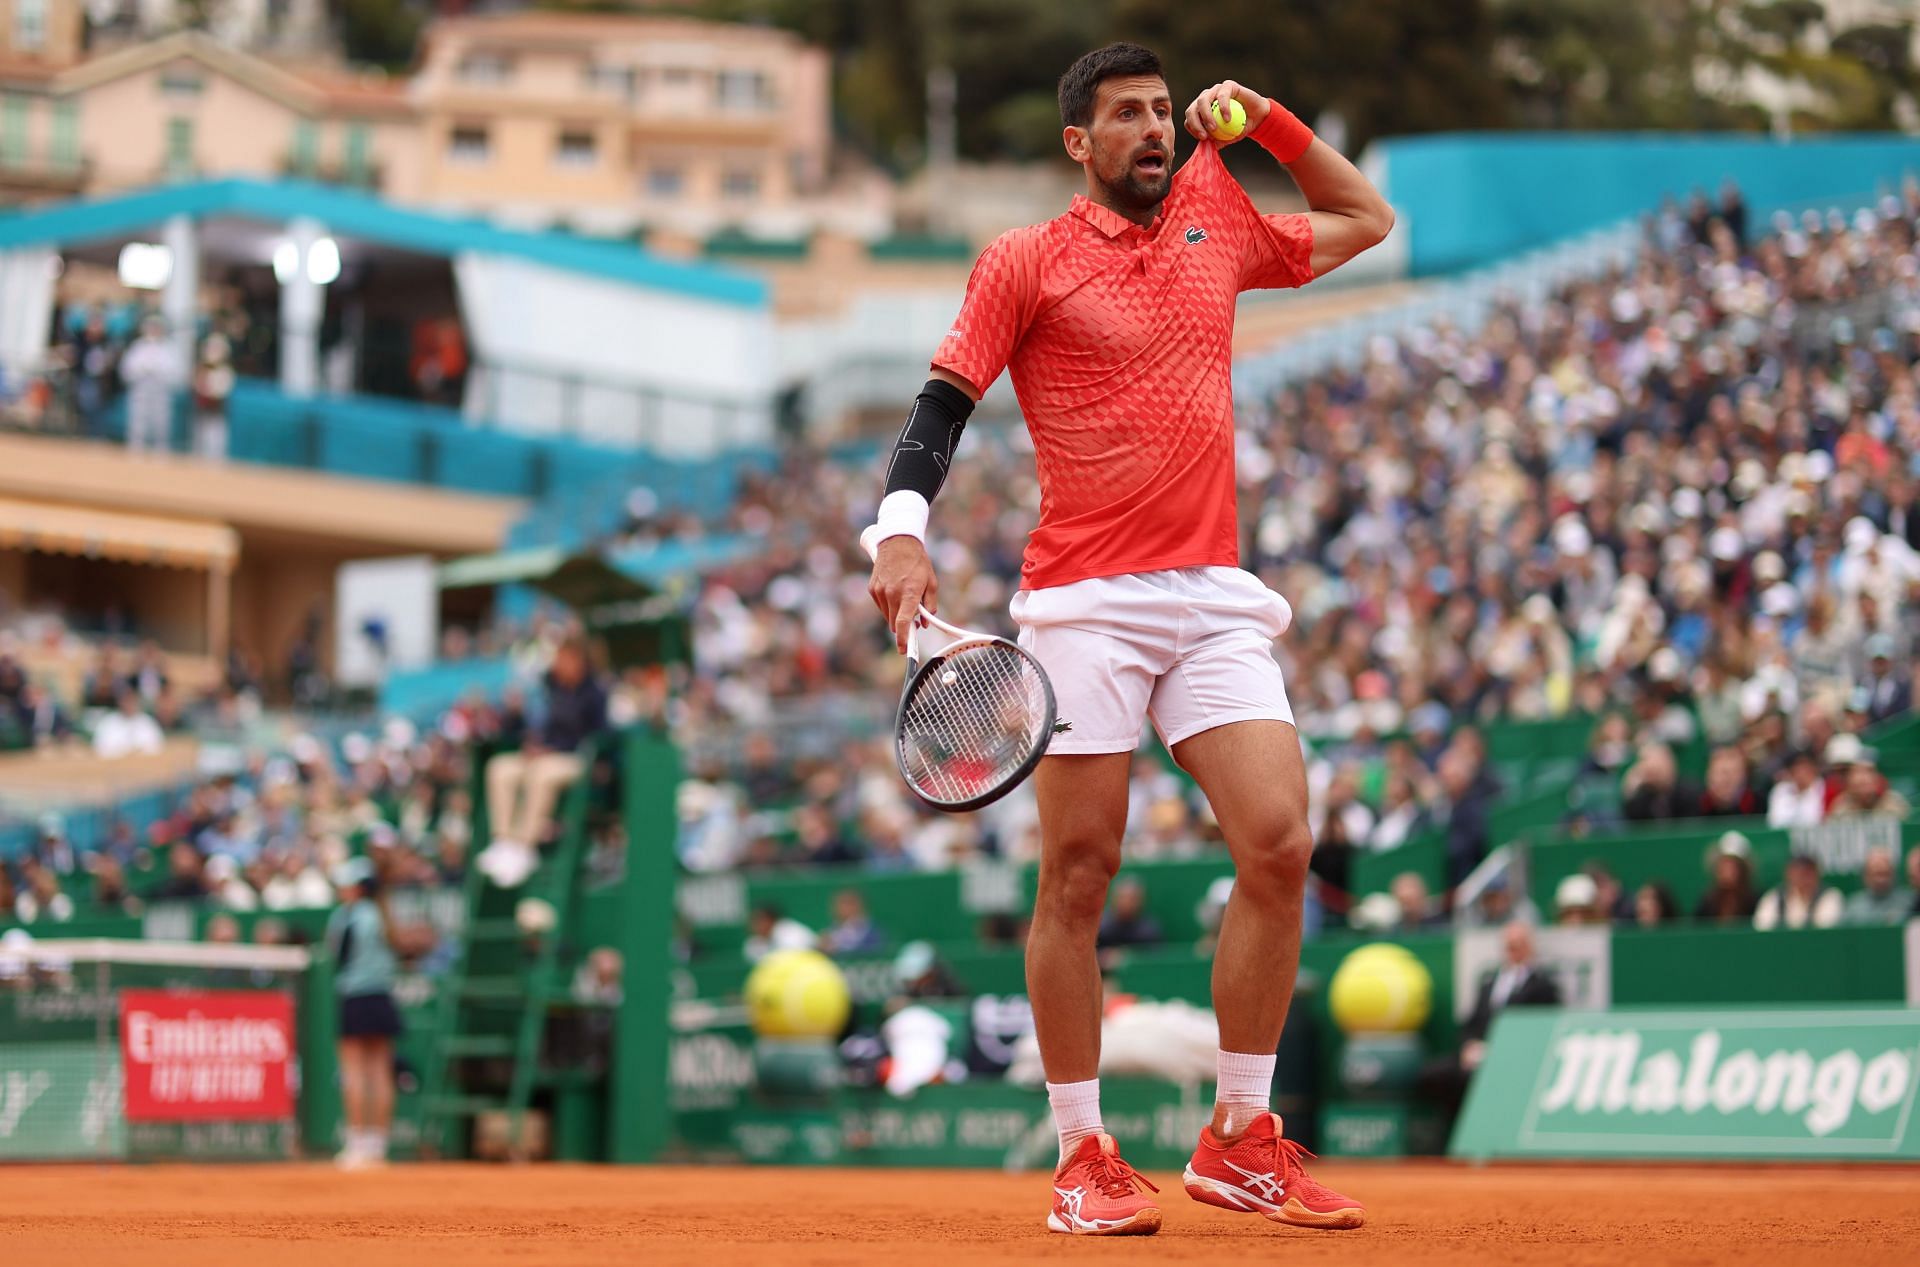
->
[[13, 0, 45, 52], [165, 117, 194, 180], [456, 54, 513, 85], [343, 123, 371, 185], [584, 63, 636, 99], [159, 69, 204, 99], [555, 128, 597, 168], [661, 67, 695, 86], [290, 119, 318, 176], [1, 96, 26, 164], [646, 165, 683, 197], [49, 101, 77, 169], [447, 124, 490, 164], [721, 166, 760, 200], [716, 70, 771, 111]]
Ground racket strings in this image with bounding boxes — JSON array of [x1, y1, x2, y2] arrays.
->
[[899, 642, 1050, 805]]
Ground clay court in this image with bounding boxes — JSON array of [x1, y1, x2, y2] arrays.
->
[[5, 1162, 1918, 1267]]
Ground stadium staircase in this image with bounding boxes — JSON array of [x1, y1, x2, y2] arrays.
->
[[417, 740, 601, 1159]]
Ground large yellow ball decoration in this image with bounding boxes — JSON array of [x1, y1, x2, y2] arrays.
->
[[744, 949, 852, 1039], [1329, 943, 1432, 1035]]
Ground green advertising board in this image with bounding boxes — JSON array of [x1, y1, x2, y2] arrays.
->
[[1453, 1007, 1920, 1160], [0, 1040, 126, 1161]]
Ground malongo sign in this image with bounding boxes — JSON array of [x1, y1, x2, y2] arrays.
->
[[1452, 1008, 1920, 1160]]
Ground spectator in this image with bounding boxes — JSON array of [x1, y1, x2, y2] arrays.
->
[[1697, 747, 1761, 818], [791, 802, 860, 866], [204, 913, 242, 944], [1841, 847, 1911, 926], [118, 315, 180, 454], [18, 683, 73, 748], [479, 635, 607, 886], [253, 917, 290, 947], [152, 841, 209, 901], [1388, 870, 1444, 932], [1631, 882, 1680, 928], [1621, 743, 1700, 823], [1754, 854, 1843, 930], [12, 861, 73, 924], [204, 855, 259, 911], [1553, 873, 1603, 925], [1857, 635, 1912, 724], [1096, 878, 1165, 949], [192, 332, 234, 460], [1767, 749, 1827, 828], [1695, 833, 1760, 924], [821, 889, 887, 956], [92, 688, 165, 758], [87, 856, 141, 915], [1581, 861, 1632, 923], [1422, 920, 1561, 1129], [1826, 745, 1912, 820], [1367, 772, 1430, 851], [1437, 745, 1496, 885], [743, 903, 815, 962]]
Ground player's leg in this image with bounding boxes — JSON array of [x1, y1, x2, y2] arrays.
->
[[1027, 752, 1129, 1091], [1168, 719, 1311, 1120], [336, 1035, 367, 1166], [1014, 577, 1165, 1235], [1152, 569, 1363, 1228], [364, 1034, 396, 1165]]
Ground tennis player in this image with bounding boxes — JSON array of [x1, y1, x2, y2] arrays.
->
[[865, 43, 1392, 1236]]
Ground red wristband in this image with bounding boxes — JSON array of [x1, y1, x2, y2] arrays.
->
[[1249, 99, 1314, 165]]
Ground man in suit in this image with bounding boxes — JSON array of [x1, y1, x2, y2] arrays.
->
[[1424, 920, 1563, 1128]]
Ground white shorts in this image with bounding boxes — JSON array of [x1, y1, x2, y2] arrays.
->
[[1009, 566, 1295, 756]]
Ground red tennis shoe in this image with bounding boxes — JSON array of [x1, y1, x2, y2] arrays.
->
[[1183, 1112, 1364, 1229], [1046, 1133, 1162, 1236]]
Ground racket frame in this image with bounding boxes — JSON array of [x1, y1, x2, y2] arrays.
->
[[894, 604, 1057, 813]]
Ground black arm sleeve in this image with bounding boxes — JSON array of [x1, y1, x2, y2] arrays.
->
[[882, 378, 976, 501]]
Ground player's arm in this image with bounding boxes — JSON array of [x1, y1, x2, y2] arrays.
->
[[864, 367, 980, 654], [866, 226, 1036, 654], [1184, 81, 1394, 279]]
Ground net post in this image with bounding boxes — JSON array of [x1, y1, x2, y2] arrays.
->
[[609, 724, 679, 1163], [300, 943, 342, 1157]]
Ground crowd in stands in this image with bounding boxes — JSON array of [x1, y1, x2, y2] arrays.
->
[[5, 181, 1920, 954], [666, 180, 1920, 928]]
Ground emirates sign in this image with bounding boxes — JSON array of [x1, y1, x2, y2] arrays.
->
[[119, 991, 296, 1121]]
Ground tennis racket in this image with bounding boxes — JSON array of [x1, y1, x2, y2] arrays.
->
[[864, 539, 1057, 812]]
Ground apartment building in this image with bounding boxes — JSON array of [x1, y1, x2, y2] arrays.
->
[[409, 12, 833, 235]]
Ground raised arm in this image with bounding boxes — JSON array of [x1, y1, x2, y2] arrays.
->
[[1183, 80, 1394, 279]]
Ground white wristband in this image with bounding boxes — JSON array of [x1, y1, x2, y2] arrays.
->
[[860, 490, 931, 560]]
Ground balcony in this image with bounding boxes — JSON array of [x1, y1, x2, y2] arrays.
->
[[277, 154, 383, 191], [0, 150, 90, 196]]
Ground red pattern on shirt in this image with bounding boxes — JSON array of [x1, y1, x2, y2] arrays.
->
[[934, 143, 1314, 589]]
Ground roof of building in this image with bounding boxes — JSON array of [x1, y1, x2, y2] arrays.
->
[[421, 10, 812, 57], [0, 177, 766, 307], [51, 32, 411, 118]]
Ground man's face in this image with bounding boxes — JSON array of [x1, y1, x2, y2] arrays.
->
[[1071, 75, 1173, 215]]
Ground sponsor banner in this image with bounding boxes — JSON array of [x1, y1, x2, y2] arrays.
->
[[1453, 1007, 1920, 1160], [1454, 926, 1611, 1021], [120, 990, 295, 1122], [0, 1041, 126, 1160]]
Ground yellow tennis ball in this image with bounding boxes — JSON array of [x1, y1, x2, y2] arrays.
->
[[1208, 98, 1247, 142], [1329, 942, 1432, 1035], [745, 949, 851, 1039]]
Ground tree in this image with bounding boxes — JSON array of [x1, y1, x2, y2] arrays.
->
[[341, 0, 424, 70]]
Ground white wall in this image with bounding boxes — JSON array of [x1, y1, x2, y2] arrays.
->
[[454, 251, 776, 457]]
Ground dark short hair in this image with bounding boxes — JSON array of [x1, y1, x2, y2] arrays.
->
[[1058, 42, 1164, 129]]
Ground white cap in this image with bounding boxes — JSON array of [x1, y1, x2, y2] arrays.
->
[[1555, 873, 1599, 910]]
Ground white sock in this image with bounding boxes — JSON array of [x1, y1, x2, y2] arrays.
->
[[367, 1129, 387, 1158], [1215, 1050, 1276, 1138], [1046, 1078, 1104, 1164]]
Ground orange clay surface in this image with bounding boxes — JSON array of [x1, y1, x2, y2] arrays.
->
[[4, 1161, 1918, 1267]]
